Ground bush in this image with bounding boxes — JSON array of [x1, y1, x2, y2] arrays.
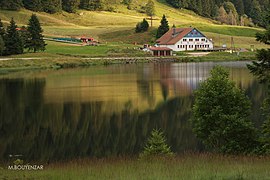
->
[[135, 18, 149, 33], [191, 66, 258, 154]]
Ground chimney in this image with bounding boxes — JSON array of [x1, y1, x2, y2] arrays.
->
[[172, 27, 176, 37]]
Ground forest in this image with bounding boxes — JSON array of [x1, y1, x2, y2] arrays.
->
[[0, 0, 269, 27]]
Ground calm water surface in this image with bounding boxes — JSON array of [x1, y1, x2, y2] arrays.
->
[[0, 62, 266, 162]]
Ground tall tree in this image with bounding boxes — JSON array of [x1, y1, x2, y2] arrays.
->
[[4, 18, 23, 55], [62, 0, 80, 13], [247, 16, 270, 154], [191, 66, 258, 154], [145, 0, 155, 27], [25, 14, 46, 52], [42, 0, 62, 13], [79, 0, 102, 10], [156, 15, 169, 39], [22, 0, 43, 11], [217, 6, 228, 24], [0, 19, 5, 38], [0, 0, 23, 10], [0, 36, 5, 56]]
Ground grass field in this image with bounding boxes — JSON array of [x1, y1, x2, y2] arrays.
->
[[0, 0, 268, 62], [1, 154, 270, 180]]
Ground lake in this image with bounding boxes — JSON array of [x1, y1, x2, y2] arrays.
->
[[0, 61, 267, 162]]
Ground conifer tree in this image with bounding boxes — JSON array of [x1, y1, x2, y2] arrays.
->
[[25, 14, 46, 52], [0, 0, 23, 10], [0, 36, 5, 56], [22, 0, 43, 11], [4, 18, 23, 55], [62, 0, 80, 13], [140, 129, 173, 158], [42, 0, 62, 13], [0, 19, 5, 38], [156, 15, 169, 39]]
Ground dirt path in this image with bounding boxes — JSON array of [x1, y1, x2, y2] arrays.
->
[[0, 58, 42, 61]]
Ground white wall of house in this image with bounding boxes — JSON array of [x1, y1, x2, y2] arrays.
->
[[158, 37, 214, 52]]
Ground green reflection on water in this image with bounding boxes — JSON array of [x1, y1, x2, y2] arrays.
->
[[0, 62, 267, 162]]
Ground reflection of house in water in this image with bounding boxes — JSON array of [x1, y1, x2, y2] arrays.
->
[[43, 62, 253, 113]]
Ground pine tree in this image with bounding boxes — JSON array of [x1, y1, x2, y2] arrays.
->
[[43, 0, 62, 13], [140, 129, 173, 158], [25, 14, 46, 52], [0, 36, 5, 56], [22, 0, 43, 11], [0, 0, 23, 10], [0, 19, 5, 38], [156, 15, 169, 39], [4, 18, 23, 55], [62, 0, 80, 13]]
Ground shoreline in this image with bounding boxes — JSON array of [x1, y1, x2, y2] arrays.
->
[[0, 54, 256, 75]]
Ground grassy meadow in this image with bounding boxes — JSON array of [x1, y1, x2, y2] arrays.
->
[[0, 0, 269, 47], [1, 154, 270, 180]]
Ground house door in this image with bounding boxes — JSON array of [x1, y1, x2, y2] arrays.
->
[[185, 45, 187, 51]]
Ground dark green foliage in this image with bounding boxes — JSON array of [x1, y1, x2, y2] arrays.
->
[[18, 26, 28, 48], [140, 129, 173, 158], [42, 0, 62, 13], [191, 66, 258, 154], [0, 0, 23, 10], [25, 14, 46, 52], [164, 0, 269, 27], [145, 0, 155, 17], [4, 18, 23, 55], [0, 35, 5, 56], [261, 97, 270, 154], [135, 19, 149, 33], [156, 15, 169, 39], [248, 15, 270, 154], [79, 0, 102, 10], [62, 0, 80, 13], [23, 0, 43, 11], [0, 19, 5, 38]]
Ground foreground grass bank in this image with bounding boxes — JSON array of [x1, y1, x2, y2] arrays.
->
[[1, 154, 270, 179]]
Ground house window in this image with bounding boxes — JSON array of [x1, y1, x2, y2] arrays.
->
[[178, 45, 180, 48], [183, 39, 187, 41], [189, 39, 193, 41], [201, 38, 205, 41], [195, 39, 199, 41]]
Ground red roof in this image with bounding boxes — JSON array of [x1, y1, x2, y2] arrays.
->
[[149, 47, 172, 51], [156, 28, 193, 45]]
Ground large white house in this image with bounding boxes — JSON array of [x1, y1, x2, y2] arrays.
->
[[156, 27, 214, 51]]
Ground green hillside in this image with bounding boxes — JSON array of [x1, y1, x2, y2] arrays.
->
[[0, 0, 268, 51]]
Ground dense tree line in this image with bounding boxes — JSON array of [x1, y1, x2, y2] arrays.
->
[[0, 14, 46, 56], [165, 0, 270, 27], [0, 0, 269, 27]]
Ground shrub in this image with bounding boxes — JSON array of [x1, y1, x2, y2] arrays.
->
[[135, 19, 149, 33]]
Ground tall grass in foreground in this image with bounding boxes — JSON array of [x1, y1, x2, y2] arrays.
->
[[1, 153, 270, 180]]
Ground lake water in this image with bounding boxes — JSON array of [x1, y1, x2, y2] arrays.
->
[[0, 62, 267, 162]]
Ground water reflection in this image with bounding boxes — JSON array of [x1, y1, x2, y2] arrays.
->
[[0, 62, 266, 162]]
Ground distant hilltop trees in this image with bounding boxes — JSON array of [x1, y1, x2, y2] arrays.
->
[[0, 0, 269, 27], [165, 0, 269, 28]]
